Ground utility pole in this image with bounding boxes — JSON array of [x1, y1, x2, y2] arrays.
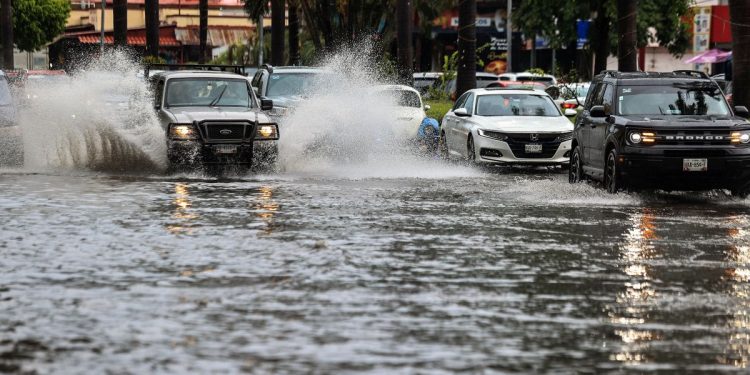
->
[[506, 0, 512, 73], [100, 0, 106, 52], [258, 14, 264, 66], [1, 0, 13, 69]]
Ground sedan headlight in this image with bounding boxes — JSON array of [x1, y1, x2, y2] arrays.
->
[[557, 132, 573, 142], [169, 123, 198, 140], [477, 129, 508, 141], [256, 124, 279, 140]]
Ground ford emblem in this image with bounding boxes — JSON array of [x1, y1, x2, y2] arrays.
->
[[219, 129, 232, 135]]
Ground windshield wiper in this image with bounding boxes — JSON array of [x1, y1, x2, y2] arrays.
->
[[209, 85, 228, 107]]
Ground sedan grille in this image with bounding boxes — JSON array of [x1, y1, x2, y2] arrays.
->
[[504, 132, 566, 159]]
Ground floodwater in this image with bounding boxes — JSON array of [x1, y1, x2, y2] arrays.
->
[[3, 167, 750, 373], [4, 50, 750, 373]]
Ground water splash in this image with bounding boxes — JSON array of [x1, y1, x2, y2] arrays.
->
[[277, 42, 476, 179], [17, 50, 166, 173]]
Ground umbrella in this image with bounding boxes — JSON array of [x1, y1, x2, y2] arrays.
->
[[684, 49, 733, 64]]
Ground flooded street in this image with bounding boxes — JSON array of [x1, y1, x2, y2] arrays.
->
[[3, 167, 750, 373]]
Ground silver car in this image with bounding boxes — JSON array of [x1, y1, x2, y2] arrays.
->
[[151, 70, 279, 170]]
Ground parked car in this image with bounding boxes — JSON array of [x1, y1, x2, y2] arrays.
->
[[486, 80, 547, 91], [569, 70, 750, 195], [559, 82, 591, 110], [0, 70, 19, 166], [413, 72, 442, 96], [150, 68, 279, 171], [499, 72, 557, 87], [250, 65, 329, 119], [371, 84, 429, 141], [438, 87, 576, 166], [443, 72, 499, 100]]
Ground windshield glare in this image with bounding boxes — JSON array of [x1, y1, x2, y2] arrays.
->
[[166, 78, 251, 107], [618, 84, 730, 116], [266, 73, 320, 97], [476, 94, 560, 117]]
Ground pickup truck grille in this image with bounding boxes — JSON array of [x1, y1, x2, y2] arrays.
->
[[198, 121, 253, 142]]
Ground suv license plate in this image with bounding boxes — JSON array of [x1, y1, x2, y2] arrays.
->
[[525, 144, 543, 153], [215, 145, 238, 154], [683, 158, 707, 172]]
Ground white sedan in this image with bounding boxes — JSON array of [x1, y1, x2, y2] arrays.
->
[[439, 88, 576, 165]]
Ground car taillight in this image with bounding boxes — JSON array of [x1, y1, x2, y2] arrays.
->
[[562, 102, 577, 109]]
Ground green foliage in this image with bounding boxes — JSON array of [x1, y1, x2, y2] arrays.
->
[[13, 0, 70, 52], [143, 55, 166, 64], [427, 51, 458, 101], [425, 99, 453, 122], [514, 0, 692, 58], [210, 42, 255, 65]]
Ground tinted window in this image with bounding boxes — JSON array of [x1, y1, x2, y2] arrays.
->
[[463, 93, 475, 114], [618, 84, 730, 116], [266, 73, 320, 97], [166, 78, 252, 107], [475, 94, 561, 117], [602, 84, 615, 115]]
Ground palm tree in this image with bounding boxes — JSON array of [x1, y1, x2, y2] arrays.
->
[[271, 0, 285, 66], [199, 0, 208, 63], [396, 0, 413, 84], [1, 0, 13, 69], [617, 0, 637, 72], [145, 0, 159, 59], [456, 0, 477, 99], [288, 2, 300, 65], [730, 0, 750, 109], [113, 0, 128, 47]]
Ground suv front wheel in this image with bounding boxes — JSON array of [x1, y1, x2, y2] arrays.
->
[[605, 148, 625, 193], [569, 146, 584, 183]]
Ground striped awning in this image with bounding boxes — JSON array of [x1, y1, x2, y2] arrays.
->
[[78, 35, 181, 47]]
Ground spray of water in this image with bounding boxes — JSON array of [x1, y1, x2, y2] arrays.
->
[[17, 50, 166, 173], [277, 42, 479, 179]]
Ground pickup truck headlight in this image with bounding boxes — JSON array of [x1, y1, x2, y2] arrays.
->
[[169, 123, 198, 140], [256, 124, 279, 140]]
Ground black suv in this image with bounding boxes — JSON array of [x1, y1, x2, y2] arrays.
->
[[569, 70, 750, 195]]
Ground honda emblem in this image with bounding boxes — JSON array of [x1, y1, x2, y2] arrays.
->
[[530, 133, 539, 141]]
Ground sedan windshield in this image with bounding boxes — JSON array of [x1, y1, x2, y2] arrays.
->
[[380, 89, 421, 107], [475, 94, 560, 117], [618, 84, 730, 116], [166, 78, 251, 107], [266, 73, 320, 97]]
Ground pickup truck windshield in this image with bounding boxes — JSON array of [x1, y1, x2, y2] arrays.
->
[[475, 94, 561, 117], [618, 84, 730, 116], [166, 78, 252, 107]]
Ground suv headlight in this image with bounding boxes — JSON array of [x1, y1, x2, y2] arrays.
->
[[477, 129, 508, 141], [731, 131, 750, 144], [256, 124, 279, 140], [169, 123, 198, 140], [627, 131, 655, 145]]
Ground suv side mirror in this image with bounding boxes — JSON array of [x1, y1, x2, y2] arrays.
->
[[454, 108, 470, 117], [590, 105, 606, 118], [260, 98, 273, 111], [735, 105, 749, 118]]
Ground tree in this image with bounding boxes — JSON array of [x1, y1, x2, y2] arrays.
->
[[1, 0, 13, 69], [456, 0, 476, 99], [288, 3, 300, 65], [113, 0, 127, 47], [11, 0, 69, 53], [396, 0, 413, 84], [145, 0, 159, 59], [271, 0, 285, 65], [199, 0, 208, 63], [730, 0, 750, 110], [617, 0, 637, 71]]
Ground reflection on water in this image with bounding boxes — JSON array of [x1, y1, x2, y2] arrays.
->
[[166, 183, 197, 235], [253, 185, 279, 235], [610, 208, 659, 365], [724, 215, 750, 368]]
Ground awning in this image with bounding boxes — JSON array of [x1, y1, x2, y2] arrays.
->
[[684, 49, 732, 64], [78, 35, 181, 47]]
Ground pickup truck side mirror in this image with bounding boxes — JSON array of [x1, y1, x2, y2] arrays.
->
[[589, 105, 606, 118], [260, 98, 273, 111], [735, 105, 749, 118]]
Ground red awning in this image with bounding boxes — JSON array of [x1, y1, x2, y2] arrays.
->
[[78, 35, 180, 47]]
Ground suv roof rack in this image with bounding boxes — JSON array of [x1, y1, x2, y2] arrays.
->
[[144, 64, 245, 78], [673, 70, 710, 79]]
